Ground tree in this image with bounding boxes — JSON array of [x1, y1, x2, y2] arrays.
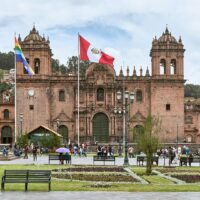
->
[[0, 51, 14, 70], [0, 69, 3, 81], [136, 115, 161, 175], [16, 134, 29, 148], [66, 56, 90, 75], [184, 84, 200, 98], [0, 82, 13, 94], [51, 58, 60, 73], [39, 135, 61, 149]]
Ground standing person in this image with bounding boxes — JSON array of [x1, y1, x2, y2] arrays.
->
[[168, 146, 174, 164], [128, 146, 134, 158], [24, 145, 29, 159], [108, 144, 112, 157], [32, 146, 37, 161], [118, 144, 123, 157], [59, 153, 64, 165], [2, 146, 8, 157]]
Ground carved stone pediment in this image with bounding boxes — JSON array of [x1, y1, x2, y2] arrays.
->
[[86, 63, 116, 78], [130, 111, 146, 122], [53, 111, 74, 122]]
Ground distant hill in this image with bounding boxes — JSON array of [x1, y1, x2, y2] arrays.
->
[[0, 51, 14, 70], [185, 84, 200, 98]]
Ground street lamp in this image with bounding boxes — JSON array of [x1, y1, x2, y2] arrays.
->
[[19, 113, 23, 137], [116, 90, 135, 166], [176, 124, 179, 149]]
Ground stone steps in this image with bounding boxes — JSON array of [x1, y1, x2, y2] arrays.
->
[[0, 155, 19, 161]]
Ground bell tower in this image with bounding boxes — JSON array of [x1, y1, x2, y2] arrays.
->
[[150, 27, 185, 79], [16, 25, 52, 76]]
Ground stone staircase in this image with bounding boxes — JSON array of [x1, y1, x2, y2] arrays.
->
[[0, 154, 19, 161]]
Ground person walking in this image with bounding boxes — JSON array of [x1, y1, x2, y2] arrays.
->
[[32, 147, 37, 161]]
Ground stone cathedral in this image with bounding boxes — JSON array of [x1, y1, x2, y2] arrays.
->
[[15, 26, 191, 144]]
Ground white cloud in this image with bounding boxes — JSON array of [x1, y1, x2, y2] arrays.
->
[[0, 0, 200, 83]]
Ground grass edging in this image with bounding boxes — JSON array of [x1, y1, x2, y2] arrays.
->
[[153, 170, 186, 185]]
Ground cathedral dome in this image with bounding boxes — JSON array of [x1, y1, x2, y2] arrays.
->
[[157, 27, 177, 43], [24, 25, 43, 42]]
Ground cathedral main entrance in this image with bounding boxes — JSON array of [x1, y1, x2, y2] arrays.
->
[[92, 113, 109, 142]]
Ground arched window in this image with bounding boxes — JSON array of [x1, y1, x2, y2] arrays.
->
[[3, 109, 9, 119], [170, 59, 176, 75], [160, 59, 166, 75], [185, 116, 193, 124], [1, 126, 12, 144], [23, 58, 29, 74], [133, 125, 144, 141], [59, 90, 65, 101], [136, 90, 142, 102], [97, 88, 104, 101], [34, 58, 40, 74]]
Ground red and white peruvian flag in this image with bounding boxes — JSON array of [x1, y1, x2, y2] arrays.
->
[[79, 35, 115, 66]]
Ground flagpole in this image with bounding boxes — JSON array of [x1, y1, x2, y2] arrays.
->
[[77, 33, 80, 146], [122, 62, 125, 156], [14, 33, 17, 144]]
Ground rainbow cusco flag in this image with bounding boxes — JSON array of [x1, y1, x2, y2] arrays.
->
[[15, 37, 35, 76]]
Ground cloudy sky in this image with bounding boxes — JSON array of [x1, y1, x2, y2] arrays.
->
[[0, 0, 200, 84]]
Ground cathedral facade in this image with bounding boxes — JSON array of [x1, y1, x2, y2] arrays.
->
[[15, 26, 199, 145]]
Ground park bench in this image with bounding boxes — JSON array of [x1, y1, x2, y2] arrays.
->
[[1, 170, 51, 191], [180, 156, 200, 166], [93, 156, 115, 165], [190, 156, 200, 166], [48, 154, 71, 164], [137, 156, 159, 166], [179, 156, 188, 166]]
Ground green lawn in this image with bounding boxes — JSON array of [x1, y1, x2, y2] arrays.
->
[[0, 165, 200, 192]]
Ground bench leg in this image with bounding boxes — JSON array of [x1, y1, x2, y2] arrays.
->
[[49, 182, 51, 191], [25, 183, 28, 192], [1, 182, 5, 191]]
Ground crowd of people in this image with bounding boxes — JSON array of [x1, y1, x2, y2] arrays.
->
[[1, 142, 199, 166], [96, 144, 114, 157]]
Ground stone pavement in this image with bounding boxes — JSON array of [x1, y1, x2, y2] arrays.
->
[[0, 155, 182, 166], [0, 192, 200, 200]]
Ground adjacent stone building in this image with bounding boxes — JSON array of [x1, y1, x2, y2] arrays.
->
[[0, 91, 15, 144], [13, 26, 199, 145], [184, 98, 200, 143]]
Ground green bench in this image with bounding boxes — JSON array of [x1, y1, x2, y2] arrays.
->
[[1, 170, 51, 191], [93, 156, 115, 165], [180, 156, 200, 166], [137, 156, 159, 166], [49, 154, 71, 164]]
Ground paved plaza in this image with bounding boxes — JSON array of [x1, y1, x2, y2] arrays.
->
[[0, 154, 199, 167], [0, 155, 175, 166], [0, 192, 200, 200]]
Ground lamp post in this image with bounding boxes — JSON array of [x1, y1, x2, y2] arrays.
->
[[176, 124, 179, 149], [19, 113, 23, 137], [116, 90, 135, 166]]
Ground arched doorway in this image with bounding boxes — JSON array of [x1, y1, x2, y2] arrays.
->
[[93, 113, 109, 142], [1, 126, 12, 144], [58, 125, 68, 144], [133, 125, 144, 142]]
